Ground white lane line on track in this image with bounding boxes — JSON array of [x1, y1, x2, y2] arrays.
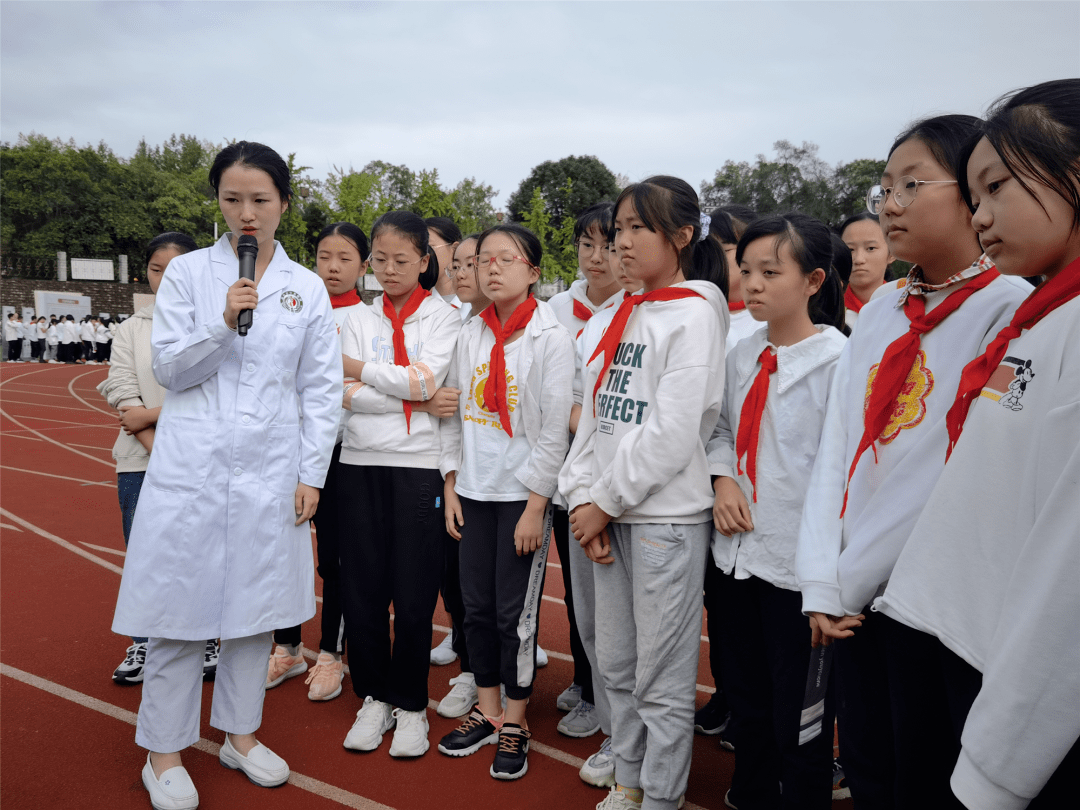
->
[[68, 369, 115, 416], [0, 397, 117, 466], [0, 400, 113, 412], [547, 561, 562, 569], [0, 433, 43, 441], [542, 594, 565, 605], [68, 442, 115, 451], [1, 416, 115, 426], [80, 541, 127, 557], [0, 465, 117, 487], [0, 388, 81, 398], [0, 663, 398, 810], [1, 522, 24, 532], [0, 508, 124, 575]]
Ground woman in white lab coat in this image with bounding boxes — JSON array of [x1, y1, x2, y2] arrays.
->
[[111, 141, 341, 810]]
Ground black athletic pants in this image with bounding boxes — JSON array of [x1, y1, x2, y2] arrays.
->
[[458, 496, 549, 702], [337, 463, 444, 712], [717, 573, 833, 810], [702, 557, 731, 713], [275, 444, 346, 654], [440, 523, 472, 672], [553, 507, 593, 703], [7, 339, 22, 362]]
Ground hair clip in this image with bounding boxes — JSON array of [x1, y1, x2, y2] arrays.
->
[[698, 213, 712, 242]]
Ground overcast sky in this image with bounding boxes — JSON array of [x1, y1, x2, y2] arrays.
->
[[2, 1, 1078, 209]]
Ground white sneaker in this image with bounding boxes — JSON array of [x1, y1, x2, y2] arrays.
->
[[430, 633, 458, 666], [558, 698, 601, 737], [556, 682, 582, 711], [436, 672, 478, 718], [343, 696, 395, 751], [536, 645, 548, 667], [580, 736, 616, 787], [388, 708, 429, 757], [596, 786, 642, 809]]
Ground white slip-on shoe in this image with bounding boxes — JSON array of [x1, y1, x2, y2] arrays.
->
[[388, 708, 430, 757], [343, 696, 395, 751], [430, 633, 458, 666], [436, 672, 478, 719], [142, 754, 199, 810], [218, 735, 289, 787]]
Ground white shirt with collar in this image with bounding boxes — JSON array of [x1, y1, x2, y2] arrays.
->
[[707, 325, 847, 589]]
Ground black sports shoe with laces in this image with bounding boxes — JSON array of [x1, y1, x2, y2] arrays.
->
[[490, 723, 531, 780], [203, 639, 219, 681], [437, 705, 499, 757], [113, 641, 147, 684]]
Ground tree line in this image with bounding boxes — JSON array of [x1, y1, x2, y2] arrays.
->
[[1, 133, 884, 283]]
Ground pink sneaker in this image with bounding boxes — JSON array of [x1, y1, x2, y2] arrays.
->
[[265, 644, 307, 689], [305, 652, 344, 701]]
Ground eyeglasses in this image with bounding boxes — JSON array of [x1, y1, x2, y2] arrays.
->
[[475, 253, 536, 272], [368, 255, 424, 273], [451, 258, 478, 277], [576, 239, 607, 258], [866, 176, 958, 215]]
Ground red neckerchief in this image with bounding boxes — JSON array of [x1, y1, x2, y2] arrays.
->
[[946, 257, 1080, 460], [728, 300, 747, 313], [572, 299, 593, 338], [735, 347, 777, 503], [841, 269, 1000, 516], [330, 289, 361, 309], [588, 287, 704, 413], [844, 287, 865, 314], [382, 285, 431, 434], [477, 296, 538, 437]]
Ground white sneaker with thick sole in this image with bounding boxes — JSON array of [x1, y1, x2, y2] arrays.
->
[[344, 696, 395, 751], [536, 645, 548, 667], [430, 633, 458, 666], [558, 699, 601, 737], [388, 708, 429, 757], [436, 672, 478, 718], [579, 736, 615, 787], [556, 682, 582, 712], [596, 786, 642, 809]]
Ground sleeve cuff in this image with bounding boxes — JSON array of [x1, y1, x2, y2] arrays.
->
[[588, 484, 625, 521], [951, 748, 1029, 810], [799, 582, 845, 618], [709, 464, 736, 479]]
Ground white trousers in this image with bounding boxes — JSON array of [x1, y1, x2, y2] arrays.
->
[[135, 633, 272, 753]]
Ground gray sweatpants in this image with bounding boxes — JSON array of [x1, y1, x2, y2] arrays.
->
[[136, 633, 271, 753], [594, 521, 710, 810], [567, 521, 612, 735]]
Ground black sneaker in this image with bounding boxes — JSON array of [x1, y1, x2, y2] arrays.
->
[[437, 706, 499, 757], [113, 642, 147, 684], [203, 639, 219, 681], [694, 694, 730, 736], [490, 723, 530, 780]]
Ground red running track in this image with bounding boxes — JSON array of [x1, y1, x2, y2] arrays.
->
[[0, 362, 851, 810]]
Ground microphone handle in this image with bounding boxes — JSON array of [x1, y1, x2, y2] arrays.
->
[[237, 255, 256, 336]]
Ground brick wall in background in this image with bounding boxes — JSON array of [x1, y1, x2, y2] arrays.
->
[[1, 278, 154, 318]]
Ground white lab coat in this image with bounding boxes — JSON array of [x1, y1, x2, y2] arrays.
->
[[112, 235, 342, 641]]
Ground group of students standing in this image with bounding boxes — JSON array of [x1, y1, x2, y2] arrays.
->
[[3, 311, 114, 364], [101, 77, 1077, 810]]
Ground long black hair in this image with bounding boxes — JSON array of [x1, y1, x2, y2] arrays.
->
[[370, 210, 439, 291]]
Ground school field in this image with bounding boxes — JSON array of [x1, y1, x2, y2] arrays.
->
[[0, 362, 852, 810]]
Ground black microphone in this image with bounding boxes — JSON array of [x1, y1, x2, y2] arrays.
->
[[236, 235, 258, 336]]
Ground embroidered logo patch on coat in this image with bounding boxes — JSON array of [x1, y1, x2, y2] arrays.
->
[[280, 291, 303, 313], [864, 349, 935, 444]]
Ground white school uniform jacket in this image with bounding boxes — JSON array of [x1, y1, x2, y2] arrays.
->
[[80, 321, 95, 343], [96, 323, 111, 344], [3, 320, 17, 341], [560, 280, 729, 524], [339, 292, 460, 469], [707, 325, 846, 589], [876, 296, 1080, 810], [112, 235, 341, 641], [331, 300, 365, 444], [46, 324, 59, 345], [548, 279, 623, 339], [440, 300, 575, 498], [61, 321, 77, 343], [726, 307, 760, 356], [96, 303, 166, 473], [795, 274, 1028, 617]]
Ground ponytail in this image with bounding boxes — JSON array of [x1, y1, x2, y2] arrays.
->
[[686, 233, 729, 299], [811, 263, 846, 332], [418, 246, 439, 291]]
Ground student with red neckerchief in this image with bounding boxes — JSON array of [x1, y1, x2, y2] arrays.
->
[[794, 115, 1030, 809], [839, 211, 894, 330], [561, 176, 729, 810], [265, 222, 370, 703], [337, 211, 462, 759], [878, 78, 1080, 810], [437, 224, 574, 780], [707, 205, 762, 356]]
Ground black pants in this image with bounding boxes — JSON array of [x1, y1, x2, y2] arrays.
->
[[29, 338, 40, 359], [717, 573, 833, 810], [95, 341, 108, 363], [82, 340, 93, 360], [7, 339, 22, 361], [440, 523, 472, 672], [337, 463, 444, 712], [458, 496, 549, 702], [553, 507, 592, 703], [702, 557, 731, 713], [275, 444, 346, 654]]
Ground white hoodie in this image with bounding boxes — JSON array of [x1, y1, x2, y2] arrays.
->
[[548, 278, 623, 339], [560, 280, 729, 524], [707, 324, 847, 589], [339, 292, 461, 469], [877, 296, 1080, 810]]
